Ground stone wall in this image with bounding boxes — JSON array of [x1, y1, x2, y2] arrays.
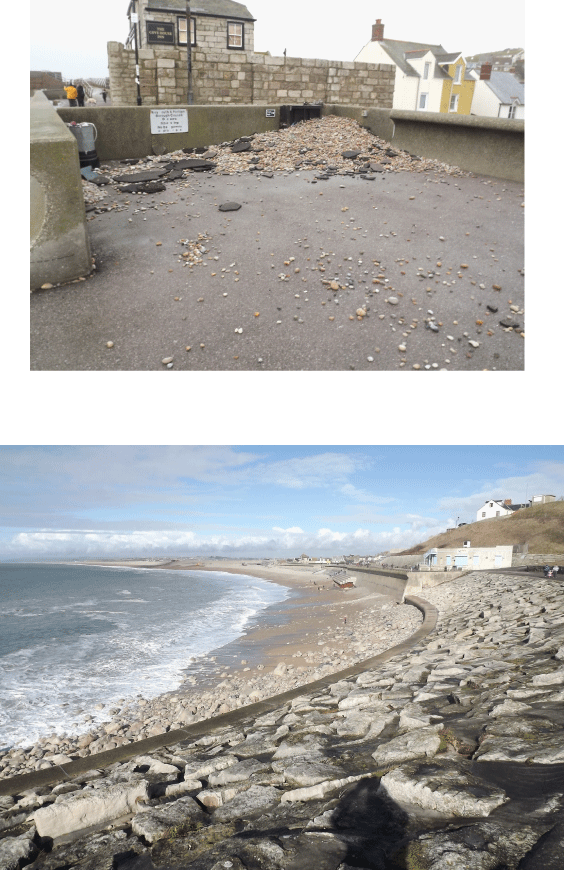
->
[[107, 41, 395, 108]]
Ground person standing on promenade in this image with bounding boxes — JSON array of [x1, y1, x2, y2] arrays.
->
[[64, 83, 78, 106], [76, 84, 85, 106], [101, 89, 107, 103]]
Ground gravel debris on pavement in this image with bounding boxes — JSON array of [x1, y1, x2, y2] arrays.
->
[[81, 115, 469, 207], [35, 116, 524, 371]]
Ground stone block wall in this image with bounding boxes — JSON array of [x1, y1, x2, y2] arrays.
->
[[108, 42, 394, 108], [133, 8, 254, 53]]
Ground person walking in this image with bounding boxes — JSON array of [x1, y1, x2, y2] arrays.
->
[[76, 84, 85, 107], [64, 83, 78, 106], [101, 89, 107, 103]]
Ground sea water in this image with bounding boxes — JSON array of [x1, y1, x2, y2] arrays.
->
[[0, 562, 289, 749]]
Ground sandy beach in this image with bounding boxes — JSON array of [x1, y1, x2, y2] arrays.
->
[[80, 558, 417, 685], [0, 559, 422, 778]]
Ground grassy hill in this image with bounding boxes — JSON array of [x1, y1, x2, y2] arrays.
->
[[398, 500, 564, 556]]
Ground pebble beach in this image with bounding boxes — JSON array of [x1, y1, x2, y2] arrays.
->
[[0, 560, 421, 780]]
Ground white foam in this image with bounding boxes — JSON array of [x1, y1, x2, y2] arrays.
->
[[0, 566, 288, 748]]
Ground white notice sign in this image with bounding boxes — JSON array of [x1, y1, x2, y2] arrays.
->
[[150, 109, 189, 135]]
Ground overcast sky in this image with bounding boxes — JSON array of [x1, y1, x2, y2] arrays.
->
[[30, 0, 525, 80], [1, 446, 561, 559]]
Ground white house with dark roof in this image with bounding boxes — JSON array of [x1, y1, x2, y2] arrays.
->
[[126, 0, 255, 53], [468, 63, 525, 119], [476, 499, 529, 522], [354, 18, 455, 111]]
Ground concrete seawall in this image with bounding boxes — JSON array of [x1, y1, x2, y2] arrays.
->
[[55, 103, 280, 162], [54, 101, 524, 182], [30, 92, 92, 289], [326, 104, 524, 183]]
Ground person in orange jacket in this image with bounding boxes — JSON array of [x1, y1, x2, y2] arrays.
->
[[64, 83, 78, 106]]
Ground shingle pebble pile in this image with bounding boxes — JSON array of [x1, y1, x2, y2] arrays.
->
[[81, 115, 468, 206]]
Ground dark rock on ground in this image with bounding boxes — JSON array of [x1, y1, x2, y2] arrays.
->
[[114, 169, 169, 183]]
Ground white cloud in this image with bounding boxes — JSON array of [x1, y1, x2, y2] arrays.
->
[[3, 517, 447, 559], [438, 461, 564, 518], [339, 483, 395, 504]]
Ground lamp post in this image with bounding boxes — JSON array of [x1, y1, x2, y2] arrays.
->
[[131, 0, 142, 105], [186, 2, 194, 104]]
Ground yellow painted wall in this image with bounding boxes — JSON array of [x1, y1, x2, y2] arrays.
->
[[440, 58, 475, 114]]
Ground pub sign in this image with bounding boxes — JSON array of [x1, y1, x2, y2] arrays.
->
[[147, 21, 175, 44]]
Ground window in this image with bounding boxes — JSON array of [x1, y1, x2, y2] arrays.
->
[[449, 93, 459, 112], [496, 511, 500, 516], [178, 16, 196, 45], [454, 64, 462, 84], [423, 62, 430, 79], [508, 103, 517, 119], [481, 511, 486, 517], [227, 21, 244, 49], [419, 92, 428, 109]]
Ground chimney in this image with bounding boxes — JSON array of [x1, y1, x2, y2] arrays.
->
[[480, 62, 492, 80], [372, 18, 385, 41], [504, 499, 512, 505]]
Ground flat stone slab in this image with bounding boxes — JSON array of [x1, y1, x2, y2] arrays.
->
[[114, 169, 169, 182], [117, 182, 167, 194], [163, 159, 216, 171], [131, 796, 207, 843], [218, 202, 242, 211], [380, 759, 509, 817]]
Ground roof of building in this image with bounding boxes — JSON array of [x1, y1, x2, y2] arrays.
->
[[144, 0, 255, 20], [375, 40, 458, 78], [481, 70, 525, 104], [482, 499, 528, 512], [436, 52, 462, 64]]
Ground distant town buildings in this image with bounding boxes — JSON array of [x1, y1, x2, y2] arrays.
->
[[354, 18, 524, 119]]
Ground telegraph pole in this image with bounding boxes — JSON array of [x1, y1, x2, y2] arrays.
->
[[131, 0, 142, 105], [186, 2, 194, 104]]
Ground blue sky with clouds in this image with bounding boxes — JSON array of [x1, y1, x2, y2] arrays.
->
[[1, 446, 561, 558]]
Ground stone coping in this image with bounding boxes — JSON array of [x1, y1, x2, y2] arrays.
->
[[390, 108, 524, 132], [0, 595, 437, 797]]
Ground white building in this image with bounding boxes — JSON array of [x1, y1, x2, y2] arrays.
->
[[530, 494, 556, 505], [354, 18, 453, 111], [423, 544, 514, 570], [476, 499, 529, 522], [468, 64, 525, 119]]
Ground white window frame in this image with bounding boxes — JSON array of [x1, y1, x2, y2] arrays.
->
[[423, 62, 430, 80], [419, 92, 428, 110], [178, 16, 196, 45], [227, 20, 244, 49], [454, 64, 462, 84], [449, 93, 459, 112]]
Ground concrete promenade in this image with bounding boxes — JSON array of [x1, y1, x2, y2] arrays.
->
[[30, 166, 524, 371]]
